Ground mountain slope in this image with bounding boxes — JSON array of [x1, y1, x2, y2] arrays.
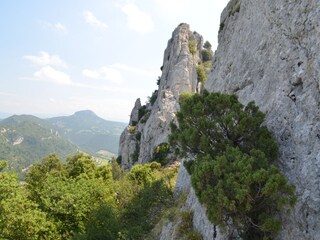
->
[[48, 110, 126, 155], [0, 115, 79, 174]]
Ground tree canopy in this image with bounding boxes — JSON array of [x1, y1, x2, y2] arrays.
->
[[0, 153, 179, 239], [170, 90, 296, 239]]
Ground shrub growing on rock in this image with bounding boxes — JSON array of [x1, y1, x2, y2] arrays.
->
[[170, 90, 296, 239]]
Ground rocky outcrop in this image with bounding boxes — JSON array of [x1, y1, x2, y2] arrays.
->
[[118, 23, 203, 169], [203, 0, 320, 239]]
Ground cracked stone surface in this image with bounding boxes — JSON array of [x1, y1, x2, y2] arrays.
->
[[118, 23, 202, 169], [205, 0, 320, 239]]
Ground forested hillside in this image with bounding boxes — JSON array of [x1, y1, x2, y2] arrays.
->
[[0, 111, 126, 176], [0, 154, 178, 240], [0, 115, 78, 175], [49, 110, 126, 156]]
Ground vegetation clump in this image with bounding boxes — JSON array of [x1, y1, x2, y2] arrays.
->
[[152, 143, 170, 166], [128, 125, 136, 133], [201, 49, 213, 62], [177, 211, 202, 240], [149, 90, 158, 106], [196, 65, 207, 84], [188, 40, 197, 55], [170, 90, 296, 239], [0, 154, 179, 239]]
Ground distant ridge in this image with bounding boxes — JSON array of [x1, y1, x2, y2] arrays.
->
[[0, 114, 78, 176], [48, 110, 126, 155], [0, 110, 126, 177]]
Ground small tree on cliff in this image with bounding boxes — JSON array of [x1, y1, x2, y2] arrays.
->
[[169, 90, 296, 239]]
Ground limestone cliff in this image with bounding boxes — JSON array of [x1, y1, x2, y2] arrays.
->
[[203, 0, 320, 239], [119, 23, 203, 169], [162, 0, 320, 239]]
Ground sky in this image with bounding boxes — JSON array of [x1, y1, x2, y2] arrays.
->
[[0, 0, 230, 122]]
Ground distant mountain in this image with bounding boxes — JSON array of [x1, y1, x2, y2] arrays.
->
[[48, 110, 126, 156], [0, 112, 12, 119], [0, 115, 79, 175]]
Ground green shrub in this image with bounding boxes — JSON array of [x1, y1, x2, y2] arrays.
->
[[177, 211, 202, 240], [152, 143, 170, 166], [149, 90, 158, 106], [169, 91, 296, 239], [138, 105, 148, 121], [196, 65, 207, 84], [130, 145, 140, 163], [116, 155, 122, 165], [203, 61, 212, 69], [219, 22, 225, 33], [201, 49, 213, 62], [128, 125, 136, 133], [188, 40, 197, 55], [135, 132, 141, 141], [203, 41, 212, 50]]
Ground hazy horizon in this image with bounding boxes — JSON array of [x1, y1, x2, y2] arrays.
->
[[0, 0, 229, 122]]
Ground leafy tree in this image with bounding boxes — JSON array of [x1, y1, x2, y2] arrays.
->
[[196, 64, 207, 84], [188, 40, 197, 55], [128, 164, 154, 185], [0, 166, 59, 239], [152, 143, 170, 165], [0, 160, 8, 171], [149, 90, 158, 106], [66, 153, 96, 179], [170, 91, 296, 239], [201, 49, 213, 62], [26, 154, 66, 203], [170, 90, 278, 161], [203, 40, 212, 50], [74, 205, 121, 240], [26, 154, 116, 239]]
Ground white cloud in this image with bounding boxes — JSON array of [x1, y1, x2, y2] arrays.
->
[[121, 2, 154, 34], [82, 66, 123, 84], [156, 0, 191, 12], [23, 51, 68, 68], [82, 64, 159, 83], [83, 11, 108, 30], [33, 66, 72, 85], [82, 69, 100, 79], [0, 91, 17, 97], [54, 22, 67, 32], [40, 21, 67, 33], [111, 63, 159, 77]]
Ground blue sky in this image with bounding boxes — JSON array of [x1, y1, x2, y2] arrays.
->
[[0, 0, 229, 122]]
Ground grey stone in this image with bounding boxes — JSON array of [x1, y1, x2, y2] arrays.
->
[[205, 0, 320, 239], [118, 23, 202, 168]]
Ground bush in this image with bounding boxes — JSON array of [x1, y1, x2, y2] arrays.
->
[[203, 41, 212, 50], [219, 22, 225, 33], [149, 90, 158, 106], [128, 125, 136, 133], [201, 49, 213, 62], [188, 40, 197, 55], [177, 211, 202, 240], [152, 143, 170, 166], [138, 105, 147, 121], [196, 65, 207, 84], [130, 144, 140, 163], [169, 91, 296, 239], [135, 132, 141, 141], [116, 155, 122, 165]]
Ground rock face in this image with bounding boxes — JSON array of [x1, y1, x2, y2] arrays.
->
[[203, 0, 320, 239], [121, 1, 320, 237], [118, 23, 203, 169]]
